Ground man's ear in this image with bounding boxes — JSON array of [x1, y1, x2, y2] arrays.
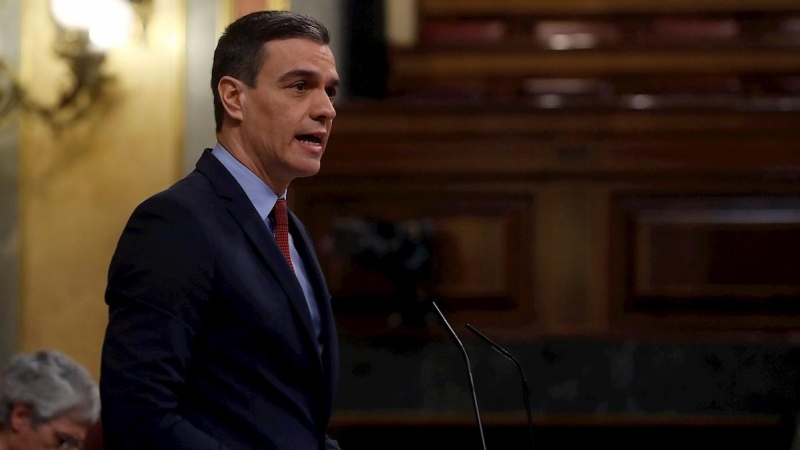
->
[[10, 403, 32, 432], [218, 76, 246, 124]]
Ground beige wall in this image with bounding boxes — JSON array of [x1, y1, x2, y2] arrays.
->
[[0, 0, 21, 365], [18, 0, 185, 379]]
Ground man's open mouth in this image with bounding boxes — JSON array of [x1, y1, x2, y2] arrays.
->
[[296, 134, 322, 145]]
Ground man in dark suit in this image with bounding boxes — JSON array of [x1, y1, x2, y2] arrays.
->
[[100, 10, 342, 450]]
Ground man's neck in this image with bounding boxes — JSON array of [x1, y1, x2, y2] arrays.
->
[[215, 136, 288, 195]]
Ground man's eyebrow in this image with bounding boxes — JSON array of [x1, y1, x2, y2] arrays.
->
[[279, 69, 340, 87]]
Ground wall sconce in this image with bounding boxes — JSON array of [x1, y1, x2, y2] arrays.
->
[[0, 0, 152, 130]]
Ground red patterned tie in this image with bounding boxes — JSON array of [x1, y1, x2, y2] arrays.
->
[[272, 198, 294, 271]]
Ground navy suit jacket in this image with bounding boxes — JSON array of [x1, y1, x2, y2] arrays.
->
[[100, 150, 341, 450]]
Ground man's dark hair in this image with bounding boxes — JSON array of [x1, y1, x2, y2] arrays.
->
[[211, 10, 331, 132]]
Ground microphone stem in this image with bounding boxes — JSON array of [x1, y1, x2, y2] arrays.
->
[[431, 302, 488, 450], [466, 323, 536, 450], [518, 363, 536, 450], [466, 370, 487, 450]]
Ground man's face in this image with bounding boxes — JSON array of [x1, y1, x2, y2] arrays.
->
[[237, 37, 339, 194], [8, 404, 88, 450]]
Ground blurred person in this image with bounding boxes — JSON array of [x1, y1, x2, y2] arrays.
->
[[100, 10, 342, 450], [0, 349, 99, 450]]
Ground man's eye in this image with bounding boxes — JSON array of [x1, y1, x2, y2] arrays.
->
[[326, 87, 338, 98], [292, 82, 308, 91]]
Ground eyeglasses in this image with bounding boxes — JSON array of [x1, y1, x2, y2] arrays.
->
[[40, 422, 83, 450], [53, 431, 82, 450]]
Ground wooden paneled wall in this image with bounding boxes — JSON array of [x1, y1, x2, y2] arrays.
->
[[309, 0, 800, 446], [292, 104, 800, 339]]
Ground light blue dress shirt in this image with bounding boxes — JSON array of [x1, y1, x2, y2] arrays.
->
[[212, 143, 322, 353]]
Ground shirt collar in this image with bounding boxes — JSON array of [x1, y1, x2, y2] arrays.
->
[[211, 143, 285, 220]]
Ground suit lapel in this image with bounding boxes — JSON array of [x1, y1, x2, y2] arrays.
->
[[195, 150, 320, 360], [289, 210, 339, 421], [288, 212, 336, 350], [289, 211, 332, 336]]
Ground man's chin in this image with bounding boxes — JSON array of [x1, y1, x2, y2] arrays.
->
[[292, 163, 322, 179]]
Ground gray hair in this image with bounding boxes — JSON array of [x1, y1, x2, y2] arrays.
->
[[0, 349, 100, 427]]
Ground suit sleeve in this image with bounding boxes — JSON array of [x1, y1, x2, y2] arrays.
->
[[100, 195, 231, 450], [326, 435, 342, 450]]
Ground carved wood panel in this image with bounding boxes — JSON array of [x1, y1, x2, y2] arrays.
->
[[610, 189, 800, 331], [292, 182, 537, 337]]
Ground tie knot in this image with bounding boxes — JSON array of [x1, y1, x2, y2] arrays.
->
[[273, 198, 289, 227]]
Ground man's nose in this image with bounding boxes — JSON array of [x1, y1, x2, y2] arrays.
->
[[311, 90, 336, 122]]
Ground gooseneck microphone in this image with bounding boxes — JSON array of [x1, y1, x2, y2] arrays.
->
[[466, 323, 536, 450], [430, 302, 487, 450]]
